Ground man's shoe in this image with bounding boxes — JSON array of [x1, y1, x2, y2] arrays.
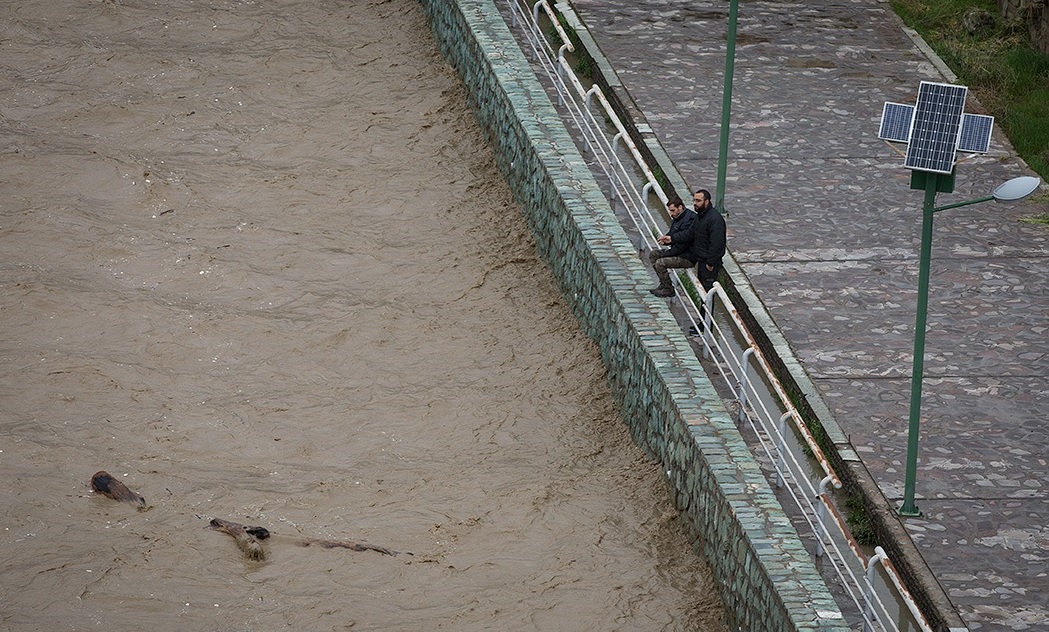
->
[[649, 286, 675, 298]]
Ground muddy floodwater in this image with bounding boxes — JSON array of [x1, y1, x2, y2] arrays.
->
[[0, 0, 728, 629]]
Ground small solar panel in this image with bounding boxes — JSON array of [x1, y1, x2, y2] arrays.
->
[[879, 102, 914, 143], [904, 81, 968, 174], [958, 113, 994, 153]]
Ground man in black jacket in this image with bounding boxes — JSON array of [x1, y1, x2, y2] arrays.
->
[[691, 189, 727, 292], [648, 196, 697, 297]]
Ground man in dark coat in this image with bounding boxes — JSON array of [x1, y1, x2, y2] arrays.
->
[[691, 189, 727, 292], [648, 195, 697, 297]]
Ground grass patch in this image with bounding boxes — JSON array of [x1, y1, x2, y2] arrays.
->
[[541, 13, 594, 79], [1020, 191, 1049, 223], [844, 493, 877, 546], [890, 0, 1049, 180]]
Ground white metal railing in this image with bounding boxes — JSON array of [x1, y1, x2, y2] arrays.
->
[[509, 0, 668, 240], [503, 2, 934, 631]]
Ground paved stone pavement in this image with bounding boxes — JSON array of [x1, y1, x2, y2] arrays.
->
[[561, 1, 1049, 630]]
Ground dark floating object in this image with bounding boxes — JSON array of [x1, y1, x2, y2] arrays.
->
[[90, 471, 150, 511], [210, 518, 267, 561], [301, 537, 402, 556], [209, 518, 413, 561]]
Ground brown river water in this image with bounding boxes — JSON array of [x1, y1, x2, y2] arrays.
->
[[0, 0, 728, 629]]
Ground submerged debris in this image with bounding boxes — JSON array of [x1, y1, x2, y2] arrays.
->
[[209, 518, 268, 561], [208, 517, 413, 561], [301, 537, 408, 556], [90, 471, 150, 511]]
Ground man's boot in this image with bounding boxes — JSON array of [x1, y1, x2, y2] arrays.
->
[[649, 284, 675, 298]]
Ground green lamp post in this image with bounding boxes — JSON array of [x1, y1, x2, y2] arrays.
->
[[714, 0, 738, 214], [899, 174, 1041, 516]]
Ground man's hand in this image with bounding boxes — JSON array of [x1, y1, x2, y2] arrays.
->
[[657, 235, 672, 246]]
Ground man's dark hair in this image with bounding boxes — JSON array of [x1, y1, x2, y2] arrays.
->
[[694, 189, 712, 202], [667, 195, 684, 208]]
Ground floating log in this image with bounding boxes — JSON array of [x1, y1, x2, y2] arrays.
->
[[301, 537, 403, 556], [209, 518, 267, 561], [208, 518, 412, 560]]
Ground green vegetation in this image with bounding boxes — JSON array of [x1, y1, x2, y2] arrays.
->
[[652, 164, 669, 192], [541, 13, 594, 78], [553, 14, 595, 77], [844, 493, 877, 546], [890, 0, 1049, 182], [1020, 190, 1049, 223], [675, 269, 702, 306]]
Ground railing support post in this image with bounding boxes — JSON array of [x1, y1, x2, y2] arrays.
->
[[815, 475, 833, 558], [555, 44, 570, 105], [701, 283, 717, 358], [530, 1, 544, 61], [641, 181, 654, 202], [776, 412, 791, 488], [736, 347, 754, 423], [585, 85, 599, 111], [864, 547, 888, 632]]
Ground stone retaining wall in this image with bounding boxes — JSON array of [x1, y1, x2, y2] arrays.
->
[[417, 0, 848, 629]]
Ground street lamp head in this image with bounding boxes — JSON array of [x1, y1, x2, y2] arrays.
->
[[992, 176, 1042, 202]]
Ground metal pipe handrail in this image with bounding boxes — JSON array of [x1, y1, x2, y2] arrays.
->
[[527, 0, 668, 219], [872, 546, 935, 632], [586, 84, 665, 203], [516, 5, 653, 239], [556, 57, 662, 221], [514, 20, 659, 237], [532, 0, 574, 54]]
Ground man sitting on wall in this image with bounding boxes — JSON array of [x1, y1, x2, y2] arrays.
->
[[647, 195, 698, 297]]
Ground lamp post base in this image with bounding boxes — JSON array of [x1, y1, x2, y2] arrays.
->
[[898, 503, 922, 517]]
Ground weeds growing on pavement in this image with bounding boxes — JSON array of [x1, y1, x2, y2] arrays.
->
[[891, 0, 1049, 183], [844, 494, 877, 546], [1020, 192, 1049, 224]]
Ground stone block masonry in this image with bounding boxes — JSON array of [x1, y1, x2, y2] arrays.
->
[[417, 0, 849, 629]]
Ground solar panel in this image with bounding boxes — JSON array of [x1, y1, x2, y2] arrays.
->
[[878, 102, 914, 143], [904, 81, 968, 174], [958, 113, 994, 153]]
